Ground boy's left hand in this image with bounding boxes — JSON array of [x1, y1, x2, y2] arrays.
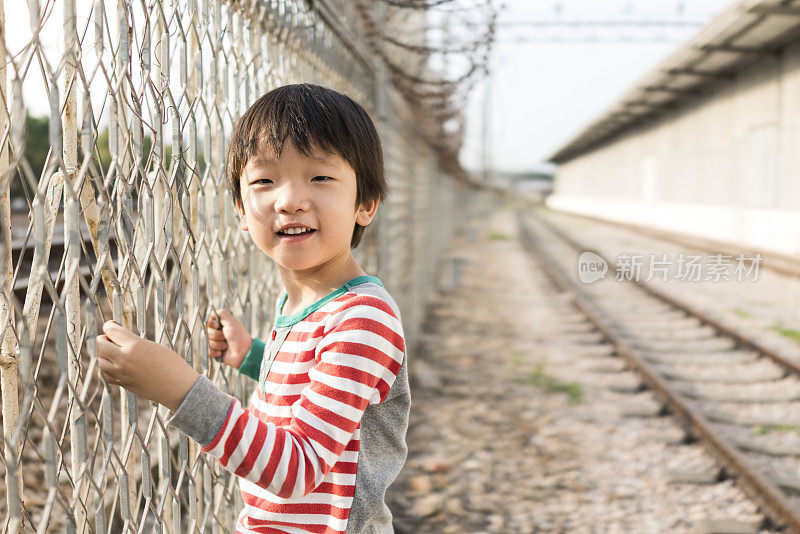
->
[[96, 321, 200, 412]]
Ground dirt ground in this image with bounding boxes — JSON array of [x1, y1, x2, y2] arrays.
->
[[386, 206, 768, 534]]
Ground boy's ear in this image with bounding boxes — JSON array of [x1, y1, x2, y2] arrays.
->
[[237, 202, 248, 231], [355, 198, 379, 227]]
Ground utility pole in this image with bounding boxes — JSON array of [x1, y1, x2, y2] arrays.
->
[[481, 69, 492, 187], [373, 0, 390, 287]]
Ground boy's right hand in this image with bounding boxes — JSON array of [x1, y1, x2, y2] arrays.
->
[[206, 309, 253, 370]]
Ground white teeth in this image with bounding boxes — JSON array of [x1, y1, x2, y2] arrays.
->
[[282, 227, 311, 235]]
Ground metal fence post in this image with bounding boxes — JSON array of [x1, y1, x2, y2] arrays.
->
[[0, 2, 23, 530], [61, 0, 92, 529], [372, 0, 389, 288]]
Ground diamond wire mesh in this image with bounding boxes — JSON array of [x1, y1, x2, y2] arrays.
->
[[0, 0, 498, 532]]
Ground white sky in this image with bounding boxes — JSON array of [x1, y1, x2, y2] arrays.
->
[[458, 0, 735, 173], [5, 0, 734, 175], [4, 0, 199, 148]]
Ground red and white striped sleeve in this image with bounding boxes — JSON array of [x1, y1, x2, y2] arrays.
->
[[195, 295, 405, 498]]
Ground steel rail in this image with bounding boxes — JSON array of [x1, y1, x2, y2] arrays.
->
[[10, 234, 120, 300], [535, 211, 800, 377], [543, 208, 800, 279], [516, 209, 800, 534]]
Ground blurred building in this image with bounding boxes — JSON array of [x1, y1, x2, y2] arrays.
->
[[488, 169, 554, 193], [546, 0, 800, 257]]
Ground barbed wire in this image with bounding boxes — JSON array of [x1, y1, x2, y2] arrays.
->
[[355, 0, 498, 183]]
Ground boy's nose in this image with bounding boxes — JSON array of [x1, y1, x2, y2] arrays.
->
[[274, 183, 310, 213]]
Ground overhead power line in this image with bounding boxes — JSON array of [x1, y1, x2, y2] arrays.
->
[[496, 19, 706, 28]]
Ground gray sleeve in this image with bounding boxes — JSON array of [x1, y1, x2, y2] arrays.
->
[[164, 375, 234, 447]]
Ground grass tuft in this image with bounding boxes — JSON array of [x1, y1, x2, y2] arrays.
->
[[525, 364, 583, 404], [768, 322, 800, 346], [755, 424, 800, 435], [486, 231, 510, 241]]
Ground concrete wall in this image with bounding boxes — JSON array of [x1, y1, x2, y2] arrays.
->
[[547, 42, 800, 257]]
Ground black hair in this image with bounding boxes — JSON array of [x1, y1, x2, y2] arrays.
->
[[226, 83, 387, 249]]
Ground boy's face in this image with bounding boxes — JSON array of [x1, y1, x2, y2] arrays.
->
[[238, 138, 378, 272]]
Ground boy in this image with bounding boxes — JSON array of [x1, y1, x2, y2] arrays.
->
[[96, 83, 411, 533]]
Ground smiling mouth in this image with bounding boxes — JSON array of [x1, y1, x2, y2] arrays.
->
[[276, 227, 316, 235], [276, 228, 317, 240]]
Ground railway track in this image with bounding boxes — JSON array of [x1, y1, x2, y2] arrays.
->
[[9, 231, 119, 301], [542, 208, 800, 280], [3, 223, 212, 530], [9, 226, 180, 306], [517, 208, 800, 533]]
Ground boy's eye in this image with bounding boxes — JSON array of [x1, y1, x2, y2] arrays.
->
[[252, 177, 330, 184]]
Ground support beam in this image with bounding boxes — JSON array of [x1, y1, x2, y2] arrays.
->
[[622, 100, 657, 110], [698, 44, 775, 55], [606, 113, 637, 127], [666, 68, 735, 81], [642, 86, 701, 97], [748, 5, 800, 17]]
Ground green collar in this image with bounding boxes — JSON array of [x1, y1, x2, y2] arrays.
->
[[275, 275, 384, 327]]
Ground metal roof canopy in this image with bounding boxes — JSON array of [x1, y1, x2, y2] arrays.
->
[[547, 0, 800, 164]]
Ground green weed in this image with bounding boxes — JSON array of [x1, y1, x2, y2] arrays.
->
[[769, 323, 800, 346], [486, 231, 510, 241], [755, 424, 800, 435], [525, 364, 583, 404]]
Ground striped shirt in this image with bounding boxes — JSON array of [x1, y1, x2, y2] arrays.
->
[[168, 276, 410, 533]]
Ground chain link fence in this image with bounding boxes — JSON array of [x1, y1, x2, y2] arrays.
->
[[0, 0, 499, 531]]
